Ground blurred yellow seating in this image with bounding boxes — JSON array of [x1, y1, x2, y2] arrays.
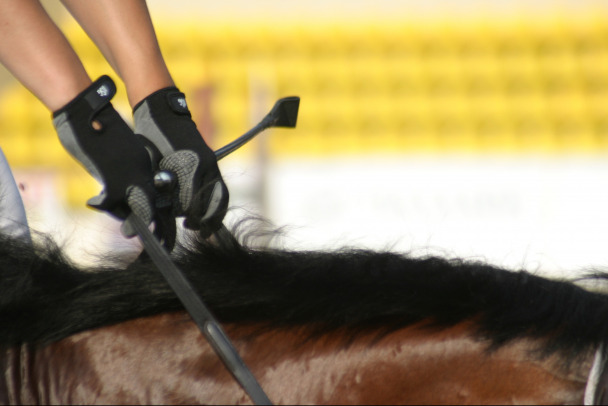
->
[[1, 134, 30, 168], [1, 12, 608, 207]]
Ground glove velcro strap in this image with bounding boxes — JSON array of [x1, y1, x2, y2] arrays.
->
[[53, 75, 117, 125], [84, 75, 116, 113], [133, 86, 191, 117], [166, 90, 191, 116]]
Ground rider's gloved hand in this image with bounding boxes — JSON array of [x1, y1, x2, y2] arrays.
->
[[52, 75, 155, 237], [133, 86, 229, 238]]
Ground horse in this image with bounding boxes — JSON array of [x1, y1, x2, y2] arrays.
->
[[0, 223, 606, 405]]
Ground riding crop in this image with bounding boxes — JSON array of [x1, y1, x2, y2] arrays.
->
[[130, 97, 299, 406]]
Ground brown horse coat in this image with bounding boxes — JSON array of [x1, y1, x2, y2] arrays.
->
[[0, 313, 593, 404]]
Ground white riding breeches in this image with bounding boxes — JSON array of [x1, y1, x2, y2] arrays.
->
[[0, 148, 31, 244]]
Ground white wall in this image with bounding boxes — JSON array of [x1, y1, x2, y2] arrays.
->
[[231, 154, 608, 277]]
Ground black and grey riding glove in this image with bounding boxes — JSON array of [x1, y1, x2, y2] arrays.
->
[[133, 86, 229, 237], [52, 76, 155, 237]]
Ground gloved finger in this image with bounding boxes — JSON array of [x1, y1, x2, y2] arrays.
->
[[136, 134, 163, 171], [199, 213, 227, 239], [153, 207, 177, 251], [183, 179, 229, 232]]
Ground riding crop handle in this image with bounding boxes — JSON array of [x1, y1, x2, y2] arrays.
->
[[214, 115, 272, 160], [214, 96, 300, 161], [127, 213, 272, 405]]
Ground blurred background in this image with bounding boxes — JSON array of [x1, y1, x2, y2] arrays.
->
[[1, 0, 608, 275]]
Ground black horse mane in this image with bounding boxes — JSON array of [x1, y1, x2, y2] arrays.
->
[[0, 223, 607, 359]]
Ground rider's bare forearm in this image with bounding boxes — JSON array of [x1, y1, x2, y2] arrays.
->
[[60, 0, 174, 108], [0, 0, 91, 111]]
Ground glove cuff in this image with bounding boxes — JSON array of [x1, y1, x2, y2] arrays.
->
[[133, 86, 203, 156], [132, 86, 190, 116]]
